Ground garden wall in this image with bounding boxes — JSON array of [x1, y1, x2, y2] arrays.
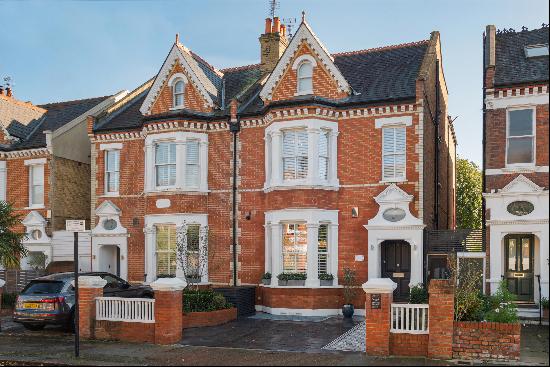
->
[[389, 333, 428, 357], [95, 320, 155, 343], [182, 307, 237, 329], [453, 321, 521, 361]]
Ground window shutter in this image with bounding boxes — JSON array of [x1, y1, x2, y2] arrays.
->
[[318, 131, 329, 180], [31, 165, 44, 205], [382, 127, 406, 180], [296, 130, 308, 179], [394, 128, 406, 179], [185, 140, 200, 187], [318, 224, 329, 275]]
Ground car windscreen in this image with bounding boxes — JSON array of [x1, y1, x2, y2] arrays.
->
[[21, 281, 65, 295]]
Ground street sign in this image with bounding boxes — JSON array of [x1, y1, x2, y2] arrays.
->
[[66, 220, 86, 232]]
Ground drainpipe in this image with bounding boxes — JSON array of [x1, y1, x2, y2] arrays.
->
[[481, 31, 487, 232], [434, 59, 440, 229], [229, 100, 240, 287]]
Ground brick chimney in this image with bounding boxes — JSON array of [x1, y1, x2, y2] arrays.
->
[[259, 17, 289, 75], [6, 87, 12, 98], [484, 25, 496, 88]]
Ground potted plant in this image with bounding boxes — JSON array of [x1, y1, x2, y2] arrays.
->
[[319, 273, 334, 286], [341, 268, 358, 318], [277, 273, 306, 286], [261, 272, 272, 286], [541, 297, 549, 320]]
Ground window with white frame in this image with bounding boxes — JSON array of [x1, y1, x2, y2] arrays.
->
[[282, 223, 308, 273], [283, 130, 308, 180], [155, 224, 177, 277], [185, 224, 200, 276], [297, 61, 313, 94], [317, 223, 329, 276], [145, 132, 208, 193], [105, 150, 120, 194], [507, 108, 535, 166], [0, 161, 6, 202], [29, 164, 44, 207], [382, 127, 406, 181], [264, 120, 339, 191], [173, 79, 185, 108]]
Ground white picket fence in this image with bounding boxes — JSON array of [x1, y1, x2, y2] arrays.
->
[[96, 297, 155, 323], [390, 303, 429, 334]]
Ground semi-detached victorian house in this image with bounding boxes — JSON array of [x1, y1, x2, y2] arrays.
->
[[482, 25, 549, 317], [89, 16, 456, 315], [0, 89, 128, 272]]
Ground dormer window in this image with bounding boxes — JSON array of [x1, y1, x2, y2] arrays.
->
[[173, 80, 185, 108], [297, 61, 313, 94], [525, 44, 549, 58]]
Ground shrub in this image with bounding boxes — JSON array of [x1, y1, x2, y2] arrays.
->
[[183, 289, 233, 313], [277, 273, 307, 281], [261, 272, 272, 280], [1, 292, 17, 308], [342, 268, 358, 305], [318, 273, 334, 281], [409, 283, 428, 304], [484, 280, 518, 323], [540, 297, 549, 310]]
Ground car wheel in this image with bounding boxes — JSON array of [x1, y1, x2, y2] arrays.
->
[[65, 311, 76, 333], [22, 323, 45, 331]]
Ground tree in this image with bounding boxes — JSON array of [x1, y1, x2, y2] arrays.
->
[[456, 157, 482, 229], [0, 201, 27, 268]]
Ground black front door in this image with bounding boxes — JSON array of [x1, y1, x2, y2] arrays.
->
[[381, 240, 411, 301], [505, 234, 534, 302]]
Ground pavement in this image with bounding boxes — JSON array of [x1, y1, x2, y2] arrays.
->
[[0, 314, 548, 366]]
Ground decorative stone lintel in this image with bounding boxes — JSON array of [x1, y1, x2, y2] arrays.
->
[[362, 278, 397, 294], [76, 276, 107, 289], [151, 277, 187, 291]]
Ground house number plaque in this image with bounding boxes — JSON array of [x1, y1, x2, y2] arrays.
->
[[371, 294, 381, 309]]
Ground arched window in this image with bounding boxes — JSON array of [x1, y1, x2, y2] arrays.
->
[[173, 80, 185, 108], [297, 61, 313, 94]]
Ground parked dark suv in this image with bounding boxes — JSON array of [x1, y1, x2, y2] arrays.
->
[[14, 272, 153, 331]]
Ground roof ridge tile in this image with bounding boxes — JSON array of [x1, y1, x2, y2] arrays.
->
[[332, 40, 429, 57]]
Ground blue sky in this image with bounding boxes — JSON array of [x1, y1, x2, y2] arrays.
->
[[0, 0, 548, 165]]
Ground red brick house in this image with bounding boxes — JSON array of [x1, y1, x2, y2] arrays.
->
[[1, 89, 127, 271], [482, 24, 548, 313], [89, 16, 456, 315]]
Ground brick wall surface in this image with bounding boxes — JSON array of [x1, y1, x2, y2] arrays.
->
[[427, 279, 454, 359], [95, 320, 155, 343], [390, 333, 429, 357], [182, 307, 237, 329], [154, 290, 183, 344], [453, 321, 521, 361], [257, 286, 365, 310], [365, 292, 392, 356], [78, 286, 103, 339]]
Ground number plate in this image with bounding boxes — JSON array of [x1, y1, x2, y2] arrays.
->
[[393, 272, 405, 278], [23, 303, 40, 309]]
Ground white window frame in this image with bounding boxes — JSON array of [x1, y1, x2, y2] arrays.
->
[[382, 127, 407, 182], [0, 161, 6, 202], [104, 149, 120, 195], [24, 158, 46, 209], [264, 119, 339, 192], [292, 55, 317, 96], [168, 73, 188, 110], [505, 106, 536, 169], [144, 131, 208, 193], [144, 213, 208, 283], [265, 209, 338, 288], [375, 116, 412, 183], [154, 141, 177, 189]]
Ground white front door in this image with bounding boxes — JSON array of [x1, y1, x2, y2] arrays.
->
[[99, 245, 120, 276]]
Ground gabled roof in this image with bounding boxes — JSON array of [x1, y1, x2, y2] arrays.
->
[[259, 20, 352, 101], [0, 95, 46, 140], [139, 42, 222, 115], [494, 27, 549, 87]]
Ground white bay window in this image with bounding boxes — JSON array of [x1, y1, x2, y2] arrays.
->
[[144, 131, 208, 193], [264, 119, 339, 191], [265, 209, 338, 287]]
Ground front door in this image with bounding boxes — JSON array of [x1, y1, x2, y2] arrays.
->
[[99, 245, 120, 276], [381, 240, 411, 301], [505, 234, 534, 302]]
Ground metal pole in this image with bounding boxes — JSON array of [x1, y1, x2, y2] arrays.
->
[[74, 231, 79, 358]]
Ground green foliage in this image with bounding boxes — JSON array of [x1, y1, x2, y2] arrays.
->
[[277, 273, 307, 281], [261, 272, 272, 280], [27, 252, 48, 271], [183, 289, 233, 313], [0, 201, 27, 268], [342, 268, 358, 305], [409, 283, 428, 304], [318, 273, 334, 281], [456, 158, 482, 229], [484, 281, 518, 323], [541, 297, 549, 310], [1, 292, 18, 308], [157, 274, 176, 278]]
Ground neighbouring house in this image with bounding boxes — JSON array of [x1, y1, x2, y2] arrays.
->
[[89, 15, 456, 315], [482, 24, 549, 316], [0, 88, 128, 272]]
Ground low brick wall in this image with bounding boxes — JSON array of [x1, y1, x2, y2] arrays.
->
[[257, 286, 365, 311], [95, 320, 155, 343], [390, 333, 429, 357], [453, 321, 521, 361], [182, 307, 237, 329]]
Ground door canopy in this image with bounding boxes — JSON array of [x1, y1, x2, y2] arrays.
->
[[367, 184, 423, 228]]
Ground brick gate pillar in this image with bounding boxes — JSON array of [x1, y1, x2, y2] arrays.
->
[[0, 279, 4, 331], [151, 277, 186, 345], [428, 279, 455, 359], [362, 278, 397, 356], [78, 276, 107, 339]]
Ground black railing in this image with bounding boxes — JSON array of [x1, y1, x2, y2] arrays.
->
[[425, 228, 486, 254]]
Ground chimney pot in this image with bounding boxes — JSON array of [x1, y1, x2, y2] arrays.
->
[[280, 24, 286, 38], [265, 18, 272, 34], [6, 87, 12, 98], [273, 17, 280, 34]]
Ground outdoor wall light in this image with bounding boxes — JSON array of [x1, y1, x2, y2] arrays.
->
[[245, 211, 252, 220], [370, 244, 374, 250], [351, 207, 359, 218]]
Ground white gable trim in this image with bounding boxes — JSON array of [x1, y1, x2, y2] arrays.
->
[[140, 44, 216, 115], [168, 73, 188, 87], [259, 21, 351, 101], [292, 54, 317, 69]]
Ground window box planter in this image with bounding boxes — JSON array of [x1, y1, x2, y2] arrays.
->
[[277, 273, 306, 287], [278, 279, 288, 286], [319, 274, 334, 286], [320, 279, 333, 286], [261, 272, 272, 286], [287, 280, 306, 286]]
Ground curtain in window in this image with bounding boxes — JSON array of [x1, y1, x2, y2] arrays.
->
[[173, 80, 185, 107], [507, 109, 534, 164], [156, 224, 177, 277], [283, 130, 308, 180], [382, 127, 406, 181], [318, 131, 329, 180], [155, 142, 176, 186], [297, 62, 313, 93], [282, 223, 307, 273], [185, 140, 200, 187], [105, 150, 120, 193], [318, 224, 329, 275], [30, 165, 44, 205]]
